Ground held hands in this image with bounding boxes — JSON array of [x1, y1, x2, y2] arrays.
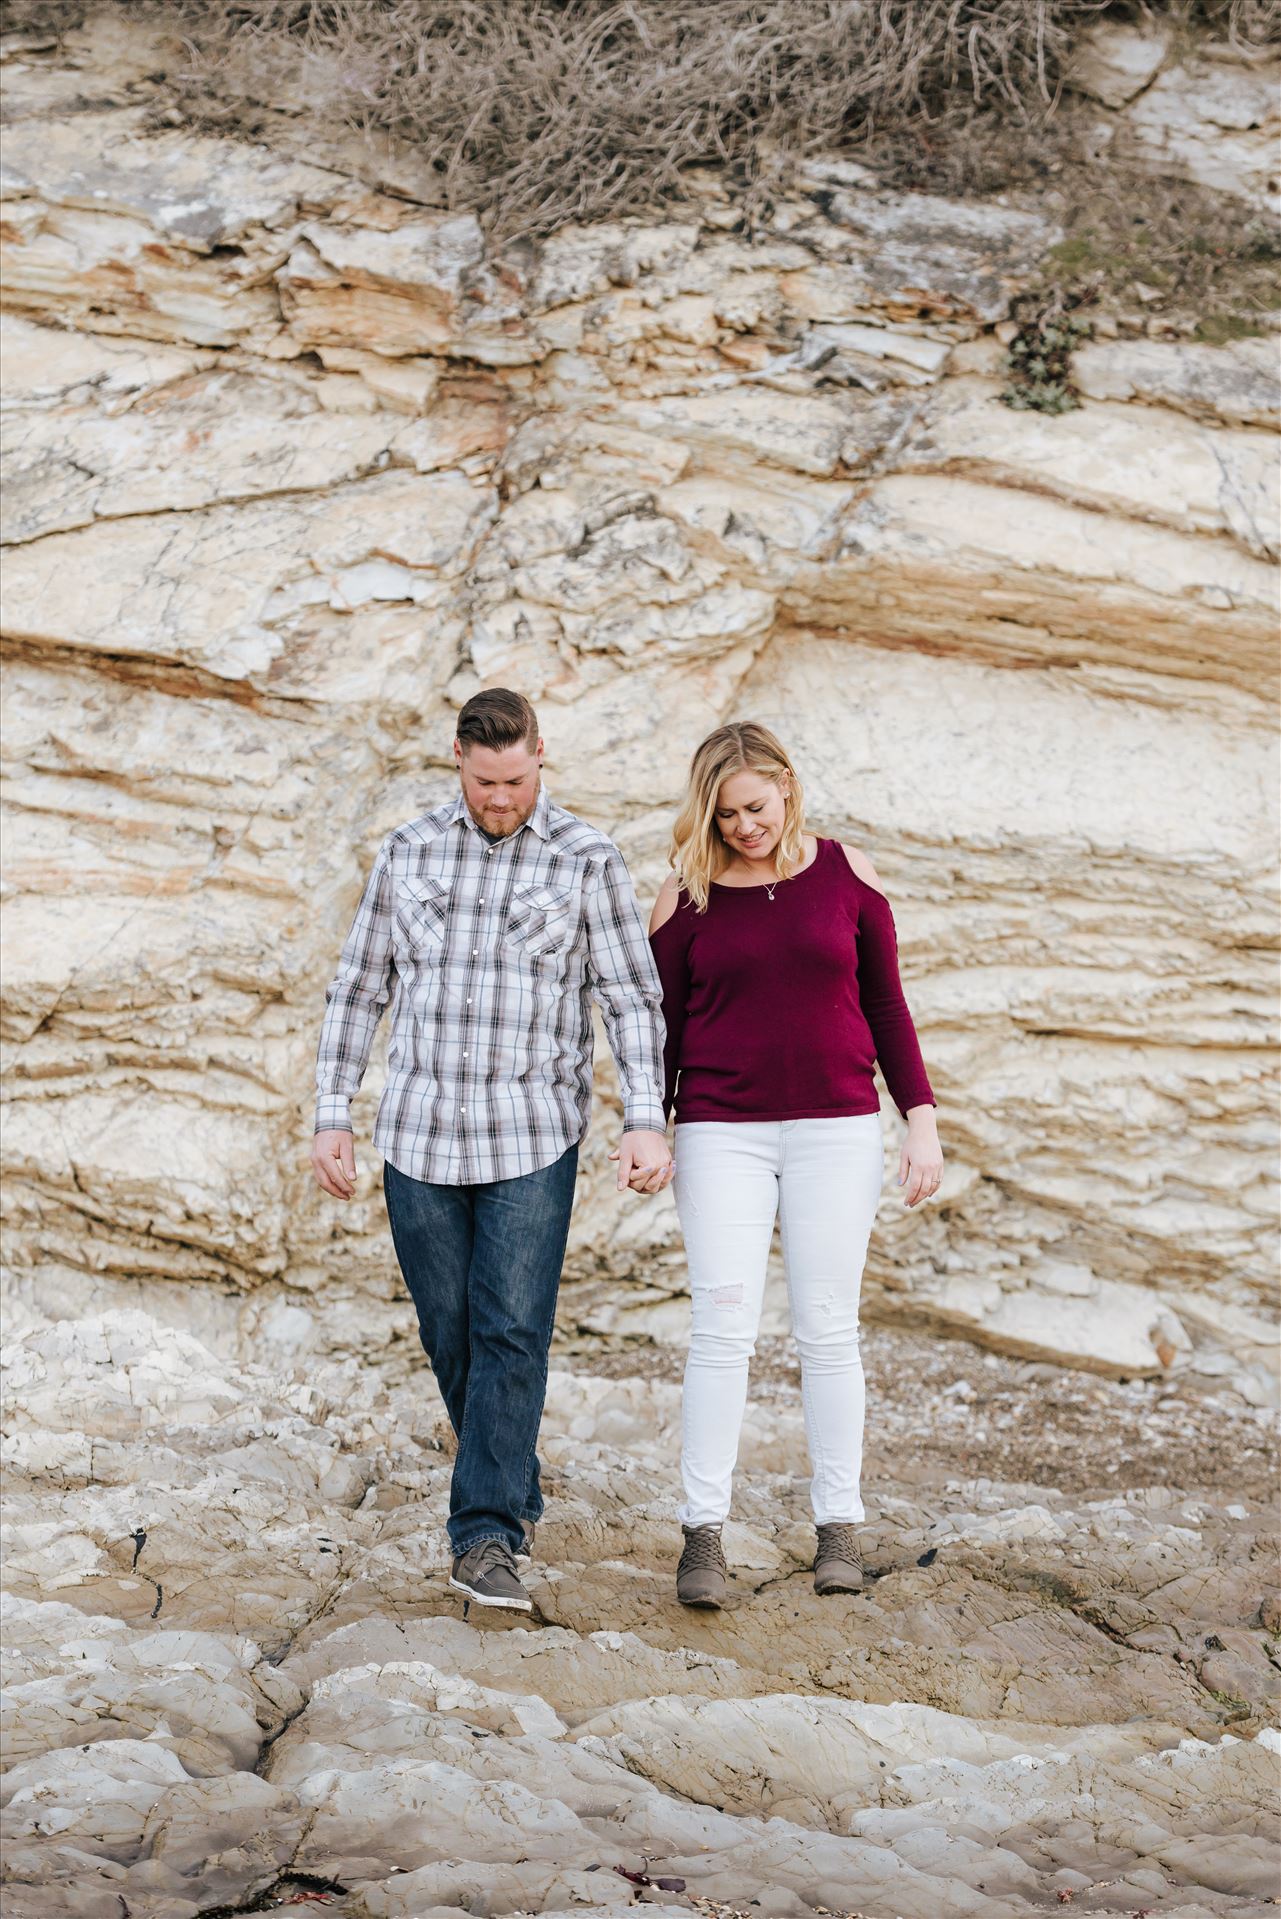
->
[[898, 1107, 944, 1209], [609, 1128, 674, 1196], [312, 1127, 674, 1202], [312, 1128, 357, 1200]]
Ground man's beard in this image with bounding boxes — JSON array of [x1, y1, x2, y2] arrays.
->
[[464, 780, 539, 838]]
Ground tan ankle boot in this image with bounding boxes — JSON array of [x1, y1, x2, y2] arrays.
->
[[814, 1521, 862, 1594], [676, 1524, 728, 1608]]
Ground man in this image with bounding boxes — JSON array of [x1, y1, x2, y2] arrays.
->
[[311, 688, 672, 1612]]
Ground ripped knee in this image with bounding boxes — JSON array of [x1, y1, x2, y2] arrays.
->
[[793, 1290, 862, 1351]]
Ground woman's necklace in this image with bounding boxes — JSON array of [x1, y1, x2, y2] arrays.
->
[[726, 856, 783, 898]]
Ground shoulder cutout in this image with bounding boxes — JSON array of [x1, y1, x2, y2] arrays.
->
[[649, 871, 682, 935], [839, 842, 884, 892]]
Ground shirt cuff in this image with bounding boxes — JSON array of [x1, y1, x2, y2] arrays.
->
[[315, 1093, 353, 1135], [622, 1096, 668, 1136]]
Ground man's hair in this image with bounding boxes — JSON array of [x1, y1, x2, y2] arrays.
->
[[456, 687, 540, 755]]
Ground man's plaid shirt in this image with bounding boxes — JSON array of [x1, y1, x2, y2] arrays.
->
[[314, 785, 667, 1185]]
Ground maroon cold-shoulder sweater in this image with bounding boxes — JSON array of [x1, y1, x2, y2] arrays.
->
[[649, 837, 935, 1124]]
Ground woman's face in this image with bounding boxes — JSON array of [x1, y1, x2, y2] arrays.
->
[[714, 767, 789, 863]]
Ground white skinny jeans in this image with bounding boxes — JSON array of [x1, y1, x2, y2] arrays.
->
[[674, 1116, 884, 1528]]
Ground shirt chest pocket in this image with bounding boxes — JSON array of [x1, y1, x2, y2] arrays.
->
[[505, 882, 574, 960], [394, 875, 451, 958]]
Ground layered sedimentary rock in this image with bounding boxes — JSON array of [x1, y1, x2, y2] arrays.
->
[[1069, 20, 1281, 206], [1, 13, 1278, 1407]]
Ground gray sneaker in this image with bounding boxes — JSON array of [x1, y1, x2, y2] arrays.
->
[[814, 1521, 862, 1594], [677, 1524, 728, 1608], [450, 1538, 533, 1612], [516, 1520, 535, 1564]]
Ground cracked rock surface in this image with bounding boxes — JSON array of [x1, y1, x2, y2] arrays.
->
[[2, 1308, 1278, 1917]]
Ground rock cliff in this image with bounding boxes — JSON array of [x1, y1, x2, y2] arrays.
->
[[2, 12, 1278, 1406], [2, 14, 1279, 1919]]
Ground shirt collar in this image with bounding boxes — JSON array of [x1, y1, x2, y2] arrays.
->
[[527, 783, 551, 840], [449, 781, 551, 843]]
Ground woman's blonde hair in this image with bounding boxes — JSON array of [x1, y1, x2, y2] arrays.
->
[[671, 721, 806, 912]]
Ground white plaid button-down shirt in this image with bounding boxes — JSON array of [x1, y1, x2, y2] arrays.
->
[[314, 785, 667, 1185]]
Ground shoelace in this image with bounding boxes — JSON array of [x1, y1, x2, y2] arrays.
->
[[464, 1537, 517, 1580], [679, 1527, 726, 1571], [817, 1522, 860, 1562]]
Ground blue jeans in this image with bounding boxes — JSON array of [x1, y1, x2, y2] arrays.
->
[[383, 1144, 578, 1557]]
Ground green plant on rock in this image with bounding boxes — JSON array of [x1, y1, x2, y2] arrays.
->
[[1204, 1687, 1254, 1721], [1001, 297, 1093, 415], [1193, 312, 1268, 344]]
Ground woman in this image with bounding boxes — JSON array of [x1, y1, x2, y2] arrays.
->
[[648, 721, 943, 1608]]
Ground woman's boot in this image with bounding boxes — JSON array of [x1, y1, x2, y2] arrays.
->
[[814, 1521, 862, 1594], [677, 1524, 728, 1607]]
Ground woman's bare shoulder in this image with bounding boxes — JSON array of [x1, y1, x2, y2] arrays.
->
[[649, 870, 683, 934], [838, 841, 884, 892]]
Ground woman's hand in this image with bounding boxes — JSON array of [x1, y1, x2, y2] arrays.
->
[[898, 1108, 943, 1209], [609, 1130, 674, 1196]]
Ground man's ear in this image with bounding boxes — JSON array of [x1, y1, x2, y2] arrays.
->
[[536, 736, 545, 764], [453, 739, 464, 767]]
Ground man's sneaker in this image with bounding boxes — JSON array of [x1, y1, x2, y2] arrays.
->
[[676, 1524, 728, 1608], [516, 1520, 535, 1564], [449, 1538, 533, 1612], [814, 1521, 862, 1594]]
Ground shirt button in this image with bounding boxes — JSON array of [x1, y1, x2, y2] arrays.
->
[[472, 948, 478, 956]]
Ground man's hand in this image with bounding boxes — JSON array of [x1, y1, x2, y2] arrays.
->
[[312, 1128, 357, 1200], [609, 1129, 674, 1196]]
